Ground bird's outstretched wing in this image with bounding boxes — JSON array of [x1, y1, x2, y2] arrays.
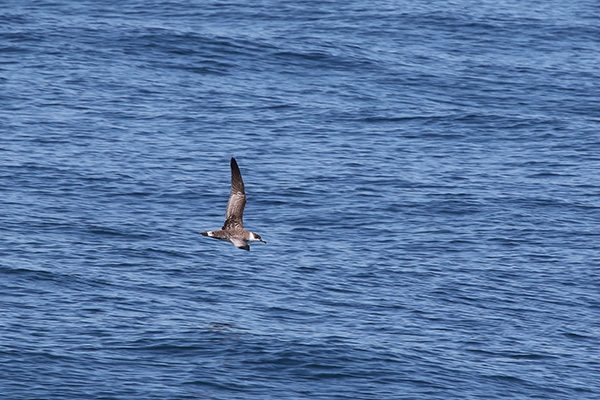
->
[[222, 157, 246, 230]]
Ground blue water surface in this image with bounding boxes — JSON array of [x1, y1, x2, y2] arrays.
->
[[1, 1, 599, 399]]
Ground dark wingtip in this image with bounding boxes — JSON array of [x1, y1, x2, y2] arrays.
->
[[230, 157, 240, 173], [229, 158, 244, 193]]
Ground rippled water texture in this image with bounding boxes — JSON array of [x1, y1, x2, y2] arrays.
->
[[1, 1, 599, 399]]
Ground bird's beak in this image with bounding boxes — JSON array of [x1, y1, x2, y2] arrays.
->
[[261, 239, 267, 244]]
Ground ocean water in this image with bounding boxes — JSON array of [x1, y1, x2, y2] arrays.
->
[[1, 1, 599, 399]]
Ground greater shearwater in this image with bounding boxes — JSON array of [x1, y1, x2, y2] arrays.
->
[[200, 157, 266, 251]]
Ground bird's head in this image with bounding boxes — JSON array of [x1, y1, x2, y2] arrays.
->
[[250, 232, 266, 244]]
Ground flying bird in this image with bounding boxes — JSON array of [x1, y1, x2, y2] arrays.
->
[[201, 158, 266, 251]]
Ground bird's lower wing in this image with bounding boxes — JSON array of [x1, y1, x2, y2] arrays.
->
[[230, 237, 250, 251]]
